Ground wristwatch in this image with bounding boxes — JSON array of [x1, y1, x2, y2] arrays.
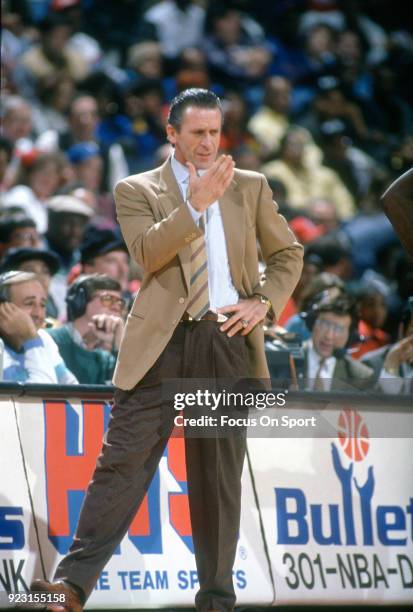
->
[[254, 293, 272, 312]]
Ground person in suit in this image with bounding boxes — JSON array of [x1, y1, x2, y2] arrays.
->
[[31, 88, 303, 612], [361, 296, 413, 394], [300, 291, 375, 392]]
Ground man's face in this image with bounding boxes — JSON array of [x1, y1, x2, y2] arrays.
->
[[85, 289, 125, 319], [9, 226, 40, 250], [9, 280, 47, 329], [166, 106, 222, 170], [70, 96, 99, 136], [84, 250, 129, 291], [48, 213, 88, 252], [312, 312, 351, 359]]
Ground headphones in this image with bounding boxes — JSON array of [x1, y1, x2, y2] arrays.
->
[[66, 276, 90, 321], [301, 290, 360, 349]]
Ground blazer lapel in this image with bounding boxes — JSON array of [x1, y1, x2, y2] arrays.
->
[[158, 158, 191, 291], [219, 178, 245, 291]]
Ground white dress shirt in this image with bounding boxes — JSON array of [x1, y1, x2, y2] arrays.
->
[[307, 340, 337, 391], [170, 154, 239, 310]]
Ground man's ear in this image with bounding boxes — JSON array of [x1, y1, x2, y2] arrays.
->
[[166, 123, 176, 145]]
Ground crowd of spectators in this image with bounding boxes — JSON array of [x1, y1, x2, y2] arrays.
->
[[1, 0, 412, 391]]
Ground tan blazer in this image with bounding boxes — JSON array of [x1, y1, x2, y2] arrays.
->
[[113, 158, 303, 390]]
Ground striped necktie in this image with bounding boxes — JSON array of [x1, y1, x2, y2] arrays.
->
[[186, 213, 210, 320]]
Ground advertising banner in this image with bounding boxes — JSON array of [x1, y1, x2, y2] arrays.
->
[[1, 394, 412, 607], [249, 406, 413, 604], [3, 397, 273, 608]]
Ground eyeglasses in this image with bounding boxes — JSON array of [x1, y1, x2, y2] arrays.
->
[[92, 292, 126, 311], [314, 318, 348, 336]]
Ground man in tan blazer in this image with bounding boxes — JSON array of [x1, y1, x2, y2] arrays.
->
[[32, 89, 303, 612]]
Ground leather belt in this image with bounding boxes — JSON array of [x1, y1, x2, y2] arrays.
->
[[181, 310, 228, 323]]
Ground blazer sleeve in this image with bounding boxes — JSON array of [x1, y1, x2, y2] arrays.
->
[[114, 178, 203, 273]]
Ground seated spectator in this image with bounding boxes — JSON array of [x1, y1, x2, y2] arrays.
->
[[277, 252, 323, 327], [0, 270, 77, 383], [137, 0, 206, 63], [319, 118, 378, 200], [305, 235, 353, 280], [3, 151, 66, 233], [45, 195, 94, 318], [37, 94, 128, 193], [66, 143, 115, 224], [17, 13, 89, 99], [248, 76, 293, 159], [362, 296, 413, 394], [299, 292, 375, 391], [0, 214, 40, 259], [351, 285, 390, 359], [296, 75, 370, 153], [48, 274, 125, 384], [79, 227, 130, 297], [0, 247, 60, 319], [220, 91, 258, 154], [1, 96, 34, 147], [307, 197, 341, 234], [262, 127, 355, 219], [201, 3, 271, 92]]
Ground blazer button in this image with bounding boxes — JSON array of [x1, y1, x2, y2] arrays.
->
[[179, 297, 185, 304]]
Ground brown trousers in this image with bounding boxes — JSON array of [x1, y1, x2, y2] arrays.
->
[[54, 320, 248, 612]]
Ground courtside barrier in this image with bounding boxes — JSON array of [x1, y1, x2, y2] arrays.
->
[[0, 383, 412, 607]]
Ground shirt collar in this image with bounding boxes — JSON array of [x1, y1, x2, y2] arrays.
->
[[170, 153, 189, 185], [170, 153, 207, 185], [308, 339, 336, 369]]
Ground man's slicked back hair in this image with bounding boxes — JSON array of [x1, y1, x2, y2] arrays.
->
[[167, 88, 223, 130]]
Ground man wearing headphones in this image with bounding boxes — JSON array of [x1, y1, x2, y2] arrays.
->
[[47, 274, 126, 384], [301, 291, 374, 391], [0, 271, 77, 383]]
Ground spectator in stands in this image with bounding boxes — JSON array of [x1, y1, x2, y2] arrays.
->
[[351, 285, 390, 359], [37, 94, 128, 192], [45, 195, 94, 318], [362, 296, 413, 393], [248, 76, 293, 159], [296, 75, 370, 152], [3, 151, 66, 233], [1, 96, 34, 145], [137, 0, 206, 63], [79, 228, 130, 295], [307, 197, 341, 233], [0, 247, 60, 319], [0, 270, 77, 383], [262, 126, 355, 219], [202, 3, 271, 91], [0, 215, 40, 259], [319, 118, 378, 200], [67, 142, 104, 194], [126, 41, 164, 84], [48, 274, 125, 384], [17, 13, 89, 99], [220, 91, 258, 154], [306, 235, 353, 280], [300, 292, 374, 391]]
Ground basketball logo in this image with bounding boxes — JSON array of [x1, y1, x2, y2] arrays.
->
[[337, 409, 369, 461]]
